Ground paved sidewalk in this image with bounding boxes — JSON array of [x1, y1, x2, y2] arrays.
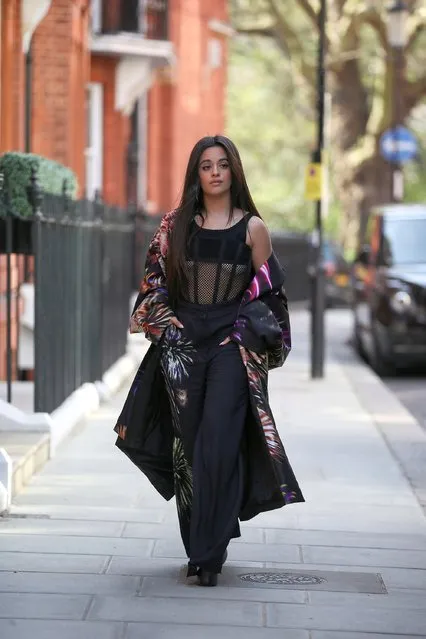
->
[[1, 310, 426, 638]]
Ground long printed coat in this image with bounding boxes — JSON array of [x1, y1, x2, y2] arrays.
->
[[114, 211, 304, 520]]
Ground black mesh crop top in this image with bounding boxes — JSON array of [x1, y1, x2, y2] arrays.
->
[[181, 214, 253, 305]]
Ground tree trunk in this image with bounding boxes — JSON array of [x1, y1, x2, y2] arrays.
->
[[332, 148, 393, 250], [328, 59, 394, 250], [356, 153, 394, 241]]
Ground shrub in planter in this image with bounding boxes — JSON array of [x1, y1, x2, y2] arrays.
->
[[0, 152, 78, 217]]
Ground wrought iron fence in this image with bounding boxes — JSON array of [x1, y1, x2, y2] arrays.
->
[[0, 169, 134, 414], [100, 0, 168, 40]]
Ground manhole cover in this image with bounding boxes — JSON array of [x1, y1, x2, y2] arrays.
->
[[239, 572, 326, 586]]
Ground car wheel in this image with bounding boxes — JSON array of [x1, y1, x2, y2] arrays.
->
[[370, 329, 395, 377]]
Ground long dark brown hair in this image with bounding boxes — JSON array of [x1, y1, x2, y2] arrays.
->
[[167, 135, 260, 303]]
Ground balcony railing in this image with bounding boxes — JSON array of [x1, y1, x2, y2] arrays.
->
[[98, 0, 168, 41]]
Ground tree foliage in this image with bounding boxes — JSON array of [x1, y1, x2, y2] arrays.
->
[[227, 0, 426, 245]]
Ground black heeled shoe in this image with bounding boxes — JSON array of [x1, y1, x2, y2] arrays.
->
[[198, 570, 218, 587], [197, 550, 227, 587]]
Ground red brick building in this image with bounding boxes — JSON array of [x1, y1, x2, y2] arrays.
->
[[0, 0, 231, 381], [1, 0, 230, 206]]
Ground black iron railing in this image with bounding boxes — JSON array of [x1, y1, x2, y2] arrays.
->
[[127, 105, 139, 210], [0, 170, 134, 414], [100, 0, 168, 40]]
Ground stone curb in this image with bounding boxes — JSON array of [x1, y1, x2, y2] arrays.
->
[[0, 448, 12, 511], [0, 399, 52, 432], [335, 342, 426, 514]]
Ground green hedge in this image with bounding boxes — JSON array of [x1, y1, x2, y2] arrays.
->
[[0, 152, 78, 217]]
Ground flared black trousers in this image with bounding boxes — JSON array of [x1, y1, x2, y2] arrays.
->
[[161, 298, 249, 574]]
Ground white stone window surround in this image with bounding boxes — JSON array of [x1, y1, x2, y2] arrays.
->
[[85, 82, 104, 200], [21, 0, 53, 53]]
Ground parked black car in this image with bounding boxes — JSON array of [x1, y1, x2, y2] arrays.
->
[[352, 204, 426, 375]]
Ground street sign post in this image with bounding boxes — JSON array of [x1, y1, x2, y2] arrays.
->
[[380, 126, 417, 165]]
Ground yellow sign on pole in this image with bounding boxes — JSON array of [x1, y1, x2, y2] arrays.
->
[[305, 163, 323, 201]]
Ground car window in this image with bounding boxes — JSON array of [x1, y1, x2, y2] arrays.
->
[[382, 218, 426, 265]]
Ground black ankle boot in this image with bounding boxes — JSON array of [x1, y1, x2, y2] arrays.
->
[[198, 570, 218, 587]]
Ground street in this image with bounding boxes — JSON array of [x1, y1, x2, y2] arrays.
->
[[385, 369, 426, 432], [325, 308, 426, 433]]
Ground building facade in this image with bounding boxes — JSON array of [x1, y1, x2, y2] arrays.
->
[[0, 0, 230, 381], [1, 0, 230, 208]]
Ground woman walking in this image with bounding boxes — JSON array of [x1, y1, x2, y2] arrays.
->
[[114, 135, 304, 587]]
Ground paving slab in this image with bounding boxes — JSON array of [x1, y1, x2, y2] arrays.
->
[[0, 551, 108, 574], [265, 527, 426, 550], [311, 634, 423, 639], [140, 575, 307, 603], [122, 521, 264, 543], [244, 508, 426, 534], [267, 601, 426, 634], [107, 556, 265, 577], [0, 572, 140, 595], [266, 560, 426, 591], [125, 624, 309, 639], [89, 594, 263, 626], [0, 533, 154, 557], [307, 588, 426, 610], [0, 593, 90, 620], [8, 504, 167, 522], [302, 544, 426, 569], [0, 620, 124, 639], [0, 517, 124, 537], [153, 538, 301, 563]]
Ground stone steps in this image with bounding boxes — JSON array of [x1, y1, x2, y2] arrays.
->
[[0, 431, 50, 501]]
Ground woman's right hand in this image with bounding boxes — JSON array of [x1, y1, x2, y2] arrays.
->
[[169, 316, 184, 329]]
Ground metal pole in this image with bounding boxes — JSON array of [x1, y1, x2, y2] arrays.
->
[[24, 42, 33, 282], [25, 43, 33, 155], [29, 166, 44, 412], [391, 45, 405, 202], [310, 0, 327, 379]]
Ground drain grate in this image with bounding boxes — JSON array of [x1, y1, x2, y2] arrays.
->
[[239, 572, 326, 586]]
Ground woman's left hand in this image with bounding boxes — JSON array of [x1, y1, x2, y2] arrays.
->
[[219, 336, 231, 346], [239, 346, 264, 365]]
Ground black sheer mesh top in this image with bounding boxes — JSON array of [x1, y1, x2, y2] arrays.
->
[[182, 214, 253, 305]]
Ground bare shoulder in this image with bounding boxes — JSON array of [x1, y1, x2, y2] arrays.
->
[[247, 215, 271, 247], [247, 215, 269, 233]]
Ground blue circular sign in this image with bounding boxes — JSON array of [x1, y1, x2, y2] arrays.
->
[[380, 126, 418, 164]]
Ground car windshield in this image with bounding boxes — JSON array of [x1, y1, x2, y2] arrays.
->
[[383, 217, 426, 265]]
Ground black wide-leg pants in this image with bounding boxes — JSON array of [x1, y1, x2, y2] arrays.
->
[[162, 299, 249, 574]]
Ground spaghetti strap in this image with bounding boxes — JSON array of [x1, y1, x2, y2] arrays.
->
[[243, 211, 254, 244]]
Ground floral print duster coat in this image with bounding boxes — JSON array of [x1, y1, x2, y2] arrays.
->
[[114, 211, 304, 520]]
